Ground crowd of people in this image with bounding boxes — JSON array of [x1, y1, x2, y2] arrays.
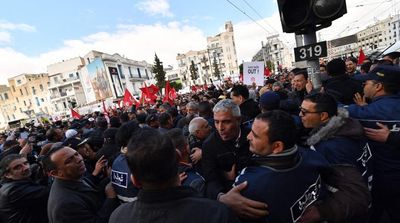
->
[[0, 54, 399, 223]]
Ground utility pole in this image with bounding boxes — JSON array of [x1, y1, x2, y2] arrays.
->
[[295, 29, 322, 89]]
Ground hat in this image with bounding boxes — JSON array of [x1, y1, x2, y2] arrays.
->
[[383, 51, 400, 59], [77, 137, 91, 148], [62, 137, 81, 150], [65, 129, 78, 139], [259, 92, 281, 110], [357, 65, 400, 85]]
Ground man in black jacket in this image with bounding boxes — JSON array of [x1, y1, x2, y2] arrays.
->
[[109, 128, 239, 223], [202, 99, 268, 219], [323, 58, 363, 105], [230, 85, 260, 124], [0, 154, 49, 223], [43, 143, 119, 223]]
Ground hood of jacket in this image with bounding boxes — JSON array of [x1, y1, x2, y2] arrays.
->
[[306, 108, 364, 146]]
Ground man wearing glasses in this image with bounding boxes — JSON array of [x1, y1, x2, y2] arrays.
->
[[299, 93, 372, 188]]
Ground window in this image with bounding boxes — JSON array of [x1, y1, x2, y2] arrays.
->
[[145, 69, 149, 79], [17, 80, 21, 84], [23, 100, 26, 106], [12, 86, 15, 92], [32, 87, 36, 95], [40, 84, 44, 91], [20, 89, 23, 95], [19, 108, 22, 113], [41, 98, 45, 102], [4, 93, 8, 100], [35, 97, 40, 106], [128, 67, 133, 78], [137, 68, 141, 78], [25, 87, 28, 95], [16, 97, 19, 103], [118, 65, 125, 79], [12, 114, 15, 120], [69, 73, 74, 78], [63, 101, 67, 109]]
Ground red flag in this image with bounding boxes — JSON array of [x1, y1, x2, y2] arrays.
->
[[358, 48, 366, 65], [70, 109, 81, 119], [170, 87, 176, 99], [191, 85, 197, 92], [163, 81, 172, 105], [264, 67, 271, 77], [123, 88, 138, 107], [140, 83, 158, 104], [163, 81, 177, 105]]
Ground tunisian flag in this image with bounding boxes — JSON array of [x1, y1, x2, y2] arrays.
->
[[140, 83, 159, 104], [122, 88, 138, 107], [163, 81, 177, 105], [358, 48, 366, 65], [70, 109, 81, 119]]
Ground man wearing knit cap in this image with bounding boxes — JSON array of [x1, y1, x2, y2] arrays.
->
[[258, 92, 281, 113]]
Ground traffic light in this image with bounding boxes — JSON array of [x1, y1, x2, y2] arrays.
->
[[277, 0, 347, 34]]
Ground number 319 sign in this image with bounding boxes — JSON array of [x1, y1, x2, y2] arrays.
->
[[294, 41, 327, 62]]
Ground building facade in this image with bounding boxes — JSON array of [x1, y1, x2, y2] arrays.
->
[[252, 34, 293, 72], [47, 50, 155, 117], [207, 21, 239, 78], [357, 17, 392, 56], [47, 57, 87, 117], [0, 74, 51, 129], [176, 21, 239, 86], [176, 50, 212, 86]]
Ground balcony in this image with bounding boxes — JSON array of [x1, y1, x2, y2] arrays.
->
[[48, 76, 80, 89]]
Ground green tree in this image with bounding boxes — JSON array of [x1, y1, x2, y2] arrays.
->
[[152, 53, 166, 89], [266, 60, 275, 72], [189, 60, 199, 81], [212, 57, 221, 80], [170, 81, 183, 90]]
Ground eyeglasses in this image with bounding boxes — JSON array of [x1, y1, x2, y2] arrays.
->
[[299, 107, 321, 115]]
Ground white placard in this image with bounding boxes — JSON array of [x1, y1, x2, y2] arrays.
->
[[243, 62, 264, 86]]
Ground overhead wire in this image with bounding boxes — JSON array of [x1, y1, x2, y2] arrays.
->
[[335, 0, 392, 38], [224, 0, 272, 35]]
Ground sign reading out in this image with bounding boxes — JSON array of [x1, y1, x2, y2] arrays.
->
[[243, 62, 264, 86]]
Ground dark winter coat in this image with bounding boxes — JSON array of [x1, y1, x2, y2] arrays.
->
[[202, 126, 251, 199], [323, 74, 363, 105], [109, 186, 240, 223], [239, 99, 260, 124], [47, 178, 119, 223], [0, 179, 49, 223], [306, 110, 372, 186]]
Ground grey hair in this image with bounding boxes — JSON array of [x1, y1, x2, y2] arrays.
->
[[189, 117, 207, 134], [213, 99, 241, 117], [186, 102, 199, 109]]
